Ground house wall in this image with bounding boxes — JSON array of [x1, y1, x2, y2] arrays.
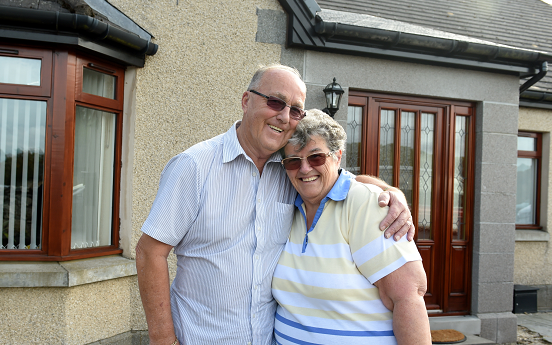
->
[[516, 106, 552, 312]]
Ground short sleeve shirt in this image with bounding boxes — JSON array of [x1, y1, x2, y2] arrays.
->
[[141, 122, 297, 345]]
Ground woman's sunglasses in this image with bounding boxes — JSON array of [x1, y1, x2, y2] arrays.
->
[[249, 90, 306, 121], [281, 152, 334, 170]]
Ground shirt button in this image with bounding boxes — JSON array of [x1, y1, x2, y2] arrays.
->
[[247, 342, 251, 345], [254, 285, 258, 290], [252, 172, 257, 177], [257, 198, 261, 203], [252, 314, 256, 318]]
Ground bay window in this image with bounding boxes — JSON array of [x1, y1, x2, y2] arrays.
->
[[0, 44, 124, 260]]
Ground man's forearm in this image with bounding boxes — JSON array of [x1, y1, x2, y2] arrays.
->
[[136, 237, 177, 345]]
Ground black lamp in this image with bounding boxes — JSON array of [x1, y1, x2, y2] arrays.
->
[[322, 77, 344, 118]]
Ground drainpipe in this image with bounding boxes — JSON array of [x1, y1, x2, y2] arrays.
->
[[520, 61, 548, 94]]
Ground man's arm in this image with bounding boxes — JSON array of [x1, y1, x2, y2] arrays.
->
[[136, 233, 180, 345], [355, 175, 415, 241], [374, 261, 431, 345]]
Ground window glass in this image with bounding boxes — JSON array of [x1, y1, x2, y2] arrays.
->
[[418, 113, 435, 240], [516, 157, 537, 224], [453, 116, 468, 240], [379, 109, 395, 185], [518, 136, 536, 151], [71, 106, 116, 249], [346, 106, 362, 175], [0, 98, 46, 249], [83, 68, 116, 99], [0, 56, 41, 86]]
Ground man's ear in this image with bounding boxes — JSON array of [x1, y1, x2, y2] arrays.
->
[[241, 91, 250, 112]]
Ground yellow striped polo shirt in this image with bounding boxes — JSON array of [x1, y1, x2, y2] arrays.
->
[[271, 170, 422, 345]]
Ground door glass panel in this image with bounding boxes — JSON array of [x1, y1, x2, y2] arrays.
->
[[453, 116, 468, 240], [380, 109, 395, 185], [72, 106, 116, 249], [516, 157, 537, 224], [418, 113, 435, 240], [0, 98, 46, 249], [83, 68, 116, 99], [399, 111, 415, 207], [0, 56, 41, 86], [518, 136, 536, 151], [346, 106, 362, 175]]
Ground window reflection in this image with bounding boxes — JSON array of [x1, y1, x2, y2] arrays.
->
[[0, 56, 41, 86]]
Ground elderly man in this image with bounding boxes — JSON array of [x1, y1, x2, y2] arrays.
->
[[136, 64, 415, 345]]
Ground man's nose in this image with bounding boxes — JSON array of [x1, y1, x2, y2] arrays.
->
[[276, 106, 291, 123]]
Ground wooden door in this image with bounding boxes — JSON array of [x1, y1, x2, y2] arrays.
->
[[347, 92, 475, 315]]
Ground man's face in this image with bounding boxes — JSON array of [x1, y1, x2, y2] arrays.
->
[[240, 69, 306, 160]]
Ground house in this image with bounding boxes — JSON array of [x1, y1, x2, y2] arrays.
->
[[0, 0, 550, 344]]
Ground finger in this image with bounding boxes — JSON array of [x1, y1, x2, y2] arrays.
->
[[407, 222, 416, 241], [380, 208, 410, 238], [392, 223, 410, 242], [378, 191, 390, 207]]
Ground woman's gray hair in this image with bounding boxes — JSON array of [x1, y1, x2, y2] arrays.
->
[[288, 109, 347, 155], [247, 64, 303, 90]]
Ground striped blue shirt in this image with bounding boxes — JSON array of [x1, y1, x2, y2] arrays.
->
[[141, 122, 297, 345]]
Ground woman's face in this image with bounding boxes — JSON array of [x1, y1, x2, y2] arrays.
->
[[284, 135, 342, 207]]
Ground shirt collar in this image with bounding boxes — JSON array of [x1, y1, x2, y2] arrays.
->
[[294, 169, 354, 207], [222, 121, 283, 164]]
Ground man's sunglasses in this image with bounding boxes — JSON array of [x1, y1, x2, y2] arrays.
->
[[281, 152, 334, 170], [249, 90, 306, 121]]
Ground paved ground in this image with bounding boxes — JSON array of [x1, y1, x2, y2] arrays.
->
[[517, 312, 552, 344]]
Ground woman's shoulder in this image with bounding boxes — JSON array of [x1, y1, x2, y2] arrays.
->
[[348, 178, 384, 198]]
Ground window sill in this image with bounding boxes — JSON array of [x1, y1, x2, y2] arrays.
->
[[515, 229, 550, 242], [0, 255, 136, 287]]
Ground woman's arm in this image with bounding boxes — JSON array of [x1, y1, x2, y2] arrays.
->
[[374, 261, 431, 345], [355, 174, 415, 241]]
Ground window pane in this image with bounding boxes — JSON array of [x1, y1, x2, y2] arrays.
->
[[346, 106, 362, 175], [0, 56, 41, 86], [83, 68, 116, 99], [399, 111, 415, 207], [380, 109, 395, 186], [72, 106, 116, 249], [516, 157, 537, 224], [518, 136, 536, 151], [0, 98, 46, 249], [453, 116, 468, 240], [418, 113, 435, 240]]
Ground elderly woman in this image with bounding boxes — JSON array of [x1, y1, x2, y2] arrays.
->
[[271, 109, 431, 345]]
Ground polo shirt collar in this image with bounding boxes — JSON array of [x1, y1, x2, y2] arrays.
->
[[294, 169, 353, 208]]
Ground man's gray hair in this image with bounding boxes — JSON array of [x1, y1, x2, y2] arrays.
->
[[288, 109, 347, 155], [247, 64, 303, 90]]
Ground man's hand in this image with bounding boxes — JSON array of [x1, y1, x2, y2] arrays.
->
[[377, 188, 415, 241], [354, 175, 415, 242]]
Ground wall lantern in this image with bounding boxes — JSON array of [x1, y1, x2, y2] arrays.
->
[[322, 77, 344, 118]]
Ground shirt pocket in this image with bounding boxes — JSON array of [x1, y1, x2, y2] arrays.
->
[[270, 202, 295, 245]]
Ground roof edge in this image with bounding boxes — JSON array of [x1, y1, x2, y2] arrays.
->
[[277, 0, 552, 75], [0, 5, 158, 66]]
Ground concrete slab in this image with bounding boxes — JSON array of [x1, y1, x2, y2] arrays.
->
[[516, 312, 552, 343], [430, 315, 481, 335]]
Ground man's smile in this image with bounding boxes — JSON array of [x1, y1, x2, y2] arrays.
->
[[269, 124, 283, 133]]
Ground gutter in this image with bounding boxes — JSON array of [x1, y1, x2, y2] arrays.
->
[[520, 62, 548, 94], [314, 18, 547, 67], [0, 5, 157, 62]]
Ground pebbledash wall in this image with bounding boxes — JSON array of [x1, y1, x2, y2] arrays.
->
[[0, 0, 286, 344], [516, 107, 552, 312]]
